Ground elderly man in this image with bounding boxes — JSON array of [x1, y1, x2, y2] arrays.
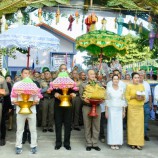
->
[[79, 69, 101, 151], [139, 71, 152, 141]]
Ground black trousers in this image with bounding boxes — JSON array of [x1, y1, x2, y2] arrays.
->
[[1, 110, 7, 139], [99, 112, 105, 139], [54, 104, 72, 147], [36, 100, 43, 126]]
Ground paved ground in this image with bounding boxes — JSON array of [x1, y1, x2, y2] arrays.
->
[[0, 120, 158, 158]]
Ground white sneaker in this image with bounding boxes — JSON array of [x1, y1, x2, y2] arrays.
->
[[31, 147, 37, 154], [115, 146, 119, 150], [16, 147, 22, 154], [111, 146, 115, 150]]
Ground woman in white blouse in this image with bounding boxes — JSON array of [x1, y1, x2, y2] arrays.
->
[[105, 74, 127, 150]]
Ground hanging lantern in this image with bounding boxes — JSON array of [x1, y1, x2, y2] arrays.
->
[[101, 18, 107, 30], [114, 17, 117, 29], [85, 15, 92, 32], [88, 15, 92, 24], [148, 15, 152, 29], [91, 13, 97, 24], [117, 14, 124, 35], [56, 8, 60, 25], [149, 30, 155, 50], [67, 15, 75, 31], [139, 22, 143, 34], [36, 56, 39, 65], [75, 11, 79, 24], [1, 15, 6, 33], [134, 15, 138, 29], [90, 13, 98, 31], [5, 23, 8, 30], [128, 20, 132, 30], [17, 10, 23, 25], [38, 8, 42, 23]]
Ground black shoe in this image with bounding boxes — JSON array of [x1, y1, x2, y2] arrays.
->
[[28, 138, 31, 144], [93, 146, 101, 151], [54, 146, 61, 150], [64, 146, 71, 150], [86, 147, 92, 151], [145, 136, 150, 141], [147, 128, 150, 131], [8, 128, 12, 131], [43, 129, 47, 133], [74, 127, 81, 131], [79, 122, 84, 126], [37, 124, 41, 127], [48, 129, 54, 132], [22, 140, 26, 144], [0, 139, 6, 146]]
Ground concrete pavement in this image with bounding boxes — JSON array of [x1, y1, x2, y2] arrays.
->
[[0, 120, 158, 158]]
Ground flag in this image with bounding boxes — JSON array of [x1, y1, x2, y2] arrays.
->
[[72, 58, 76, 68], [65, 52, 68, 65], [31, 61, 35, 74], [32, 60, 35, 70]]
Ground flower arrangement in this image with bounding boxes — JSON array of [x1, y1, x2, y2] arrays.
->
[[49, 71, 78, 90], [11, 77, 43, 98]]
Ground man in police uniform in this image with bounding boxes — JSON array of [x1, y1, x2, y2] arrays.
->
[[71, 70, 82, 131], [40, 69, 54, 132], [0, 74, 9, 146]]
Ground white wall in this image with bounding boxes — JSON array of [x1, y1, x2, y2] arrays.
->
[[57, 35, 73, 52]]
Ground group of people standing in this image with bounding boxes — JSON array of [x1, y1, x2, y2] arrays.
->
[[0, 64, 157, 154]]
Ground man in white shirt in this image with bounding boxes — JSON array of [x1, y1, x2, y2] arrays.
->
[[139, 71, 152, 141], [11, 68, 39, 154], [107, 70, 126, 90]]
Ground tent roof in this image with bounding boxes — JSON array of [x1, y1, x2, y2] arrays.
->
[[0, 1, 158, 19]]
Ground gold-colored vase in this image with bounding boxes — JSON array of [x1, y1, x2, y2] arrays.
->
[[18, 94, 33, 114], [59, 88, 71, 107]]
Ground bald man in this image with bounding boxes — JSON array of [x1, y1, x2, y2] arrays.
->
[[79, 69, 101, 151]]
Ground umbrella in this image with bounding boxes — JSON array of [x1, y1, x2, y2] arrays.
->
[[0, 25, 60, 67], [140, 65, 158, 75], [76, 30, 127, 57]]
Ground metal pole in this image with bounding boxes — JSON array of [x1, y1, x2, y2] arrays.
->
[[90, 0, 93, 7], [99, 48, 103, 71], [27, 47, 30, 68]]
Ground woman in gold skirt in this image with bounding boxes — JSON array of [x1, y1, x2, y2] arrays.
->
[[125, 72, 145, 150]]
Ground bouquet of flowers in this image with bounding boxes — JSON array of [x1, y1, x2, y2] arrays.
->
[[11, 77, 43, 98], [49, 71, 78, 90]]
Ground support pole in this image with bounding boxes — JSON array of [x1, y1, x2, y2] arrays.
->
[[27, 47, 30, 68]]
